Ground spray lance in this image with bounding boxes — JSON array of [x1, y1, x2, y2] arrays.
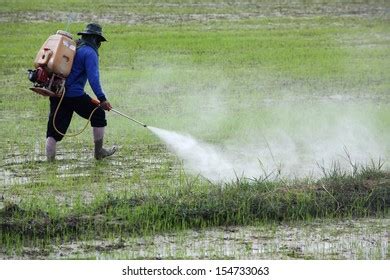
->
[[90, 99, 147, 128]]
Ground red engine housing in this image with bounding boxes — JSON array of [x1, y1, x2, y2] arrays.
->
[[35, 67, 50, 84], [28, 67, 65, 97]]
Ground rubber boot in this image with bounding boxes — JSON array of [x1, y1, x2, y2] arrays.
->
[[46, 137, 56, 162], [93, 127, 116, 160], [94, 138, 117, 160]]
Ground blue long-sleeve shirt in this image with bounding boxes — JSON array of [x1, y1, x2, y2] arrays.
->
[[65, 45, 107, 102]]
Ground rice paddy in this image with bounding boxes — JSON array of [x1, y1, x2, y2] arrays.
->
[[0, 0, 389, 259]]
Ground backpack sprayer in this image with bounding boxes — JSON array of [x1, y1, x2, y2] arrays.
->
[[28, 29, 147, 136], [28, 30, 76, 97]]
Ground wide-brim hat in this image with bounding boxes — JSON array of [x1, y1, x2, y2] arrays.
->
[[77, 23, 107, 42]]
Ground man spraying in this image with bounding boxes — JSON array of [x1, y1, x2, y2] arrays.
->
[[45, 23, 116, 161]]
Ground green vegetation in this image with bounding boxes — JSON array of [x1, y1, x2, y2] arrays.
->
[[0, 1, 389, 259], [2, 0, 387, 14], [1, 165, 389, 256]]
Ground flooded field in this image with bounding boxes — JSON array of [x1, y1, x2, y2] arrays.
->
[[1, 1, 389, 261], [1, 218, 387, 260]]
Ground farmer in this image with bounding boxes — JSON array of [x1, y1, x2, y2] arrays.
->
[[46, 23, 116, 161]]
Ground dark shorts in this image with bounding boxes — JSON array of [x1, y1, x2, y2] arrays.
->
[[46, 94, 107, 141]]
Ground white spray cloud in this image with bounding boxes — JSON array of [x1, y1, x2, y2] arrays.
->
[[148, 126, 234, 182], [148, 104, 388, 183], [125, 63, 388, 182]]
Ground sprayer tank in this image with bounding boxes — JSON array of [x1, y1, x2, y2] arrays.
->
[[33, 30, 76, 77]]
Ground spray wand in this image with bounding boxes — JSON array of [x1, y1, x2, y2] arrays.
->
[[110, 108, 147, 127], [91, 99, 147, 128]]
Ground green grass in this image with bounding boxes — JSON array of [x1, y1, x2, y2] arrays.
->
[[2, 0, 388, 14], [1, 17, 389, 143], [1, 167, 389, 250], [0, 0, 389, 259]]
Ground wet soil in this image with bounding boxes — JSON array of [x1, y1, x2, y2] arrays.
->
[[1, 2, 388, 24], [0, 143, 174, 184], [1, 217, 388, 260]]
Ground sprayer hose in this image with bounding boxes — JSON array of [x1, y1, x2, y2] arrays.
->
[[52, 91, 99, 137]]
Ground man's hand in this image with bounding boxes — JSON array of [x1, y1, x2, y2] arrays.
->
[[100, 101, 112, 111]]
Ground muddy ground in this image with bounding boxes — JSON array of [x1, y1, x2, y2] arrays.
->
[[1, 2, 388, 24], [1, 217, 388, 259]]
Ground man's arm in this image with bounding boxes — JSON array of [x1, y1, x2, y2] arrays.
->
[[85, 49, 111, 110]]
